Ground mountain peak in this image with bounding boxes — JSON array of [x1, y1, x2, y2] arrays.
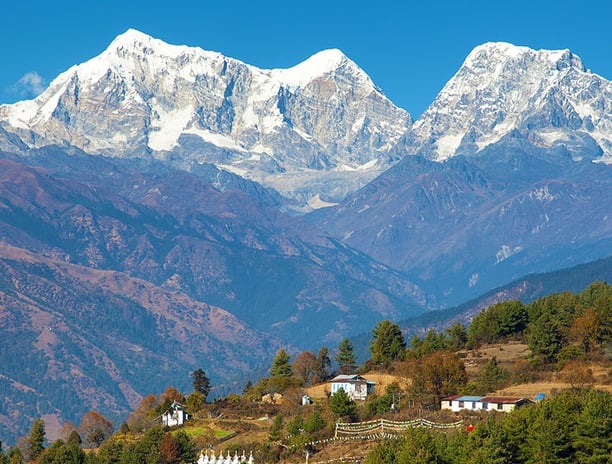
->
[[411, 41, 609, 162], [465, 42, 585, 73], [103, 28, 208, 63], [301, 48, 348, 70], [110, 28, 155, 46], [274, 48, 371, 88], [0, 31, 411, 207]]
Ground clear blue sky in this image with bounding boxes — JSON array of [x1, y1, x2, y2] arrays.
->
[[1, 0, 610, 118]]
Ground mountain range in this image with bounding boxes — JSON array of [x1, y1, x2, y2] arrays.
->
[[0, 30, 610, 443]]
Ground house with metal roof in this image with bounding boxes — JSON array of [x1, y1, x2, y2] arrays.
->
[[441, 395, 532, 413], [329, 374, 375, 401], [161, 401, 190, 427]]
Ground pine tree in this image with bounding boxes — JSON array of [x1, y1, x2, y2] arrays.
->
[[329, 388, 357, 420], [475, 356, 508, 394], [191, 368, 211, 401], [335, 339, 357, 374], [268, 416, 283, 442], [313, 347, 332, 382], [270, 349, 292, 377], [0, 442, 7, 464], [28, 418, 45, 460], [370, 320, 406, 364]]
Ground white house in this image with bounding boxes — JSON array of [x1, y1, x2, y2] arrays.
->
[[441, 395, 532, 413], [329, 375, 375, 401], [476, 396, 533, 412], [162, 401, 189, 427], [441, 395, 483, 412]]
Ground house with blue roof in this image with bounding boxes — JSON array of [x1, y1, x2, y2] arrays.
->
[[441, 395, 533, 413]]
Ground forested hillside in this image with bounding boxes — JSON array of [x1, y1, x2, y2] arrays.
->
[[1, 281, 609, 464]]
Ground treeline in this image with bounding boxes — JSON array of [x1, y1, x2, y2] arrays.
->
[[404, 281, 610, 363], [365, 388, 611, 464], [466, 280, 610, 363]]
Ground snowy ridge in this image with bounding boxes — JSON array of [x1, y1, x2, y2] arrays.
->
[[410, 42, 612, 163], [0, 29, 411, 207], [272, 48, 373, 89]]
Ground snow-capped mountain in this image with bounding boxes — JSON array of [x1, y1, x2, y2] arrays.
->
[[310, 42, 612, 305], [0, 29, 411, 208], [408, 42, 612, 163]]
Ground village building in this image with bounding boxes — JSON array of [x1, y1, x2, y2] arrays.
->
[[441, 395, 533, 413], [329, 374, 375, 401], [161, 401, 190, 427], [476, 396, 534, 412], [261, 392, 283, 404]]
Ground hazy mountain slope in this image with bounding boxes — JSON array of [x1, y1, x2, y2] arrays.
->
[[0, 153, 431, 344], [0, 241, 280, 445], [400, 255, 612, 334], [0, 151, 433, 444], [0, 29, 411, 207], [310, 149, 612, 305]]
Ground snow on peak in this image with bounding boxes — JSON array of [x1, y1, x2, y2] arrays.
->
[[465, 42, 585, 74], [104, 28, 219, 63], [412, 41, 606, 161], [468, 41, 532, 59], [299, 48, 348, 72], [272, 48, 371, 89], [109, 28, 156, 47]]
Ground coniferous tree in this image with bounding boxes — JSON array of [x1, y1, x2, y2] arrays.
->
[[313, 347, 332, 382], [0, 442, 7, 464], [29, 418, 46, 460], [475, 356, 508, 394], [369, 320, 406, 364], [270, 349, 293, 377], [7, 447, 23, 464], [174, 430, 196, 463], [303, 409, 326, 433], [445, 322, 468, 350], [268, 416, 283, 442], [329, 388, 357, 420], [191, 368, 211, 401], [335, 339, 357, 374], [242, 380, 253, 395]]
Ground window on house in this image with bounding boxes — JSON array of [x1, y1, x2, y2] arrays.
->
[[497, 403, 503, 410], [458, 401, 464, 407]]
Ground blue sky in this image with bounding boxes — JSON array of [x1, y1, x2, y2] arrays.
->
[[1, 0, 610, 117]]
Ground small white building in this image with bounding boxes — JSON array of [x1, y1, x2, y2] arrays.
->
[[162, 401, 190, 427], [441, 395, 532, 413], [329, 375, 375, 401], [442, 395, 483, 412]]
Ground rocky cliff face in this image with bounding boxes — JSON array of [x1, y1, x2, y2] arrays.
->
[[0, 29, 411, 207]]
